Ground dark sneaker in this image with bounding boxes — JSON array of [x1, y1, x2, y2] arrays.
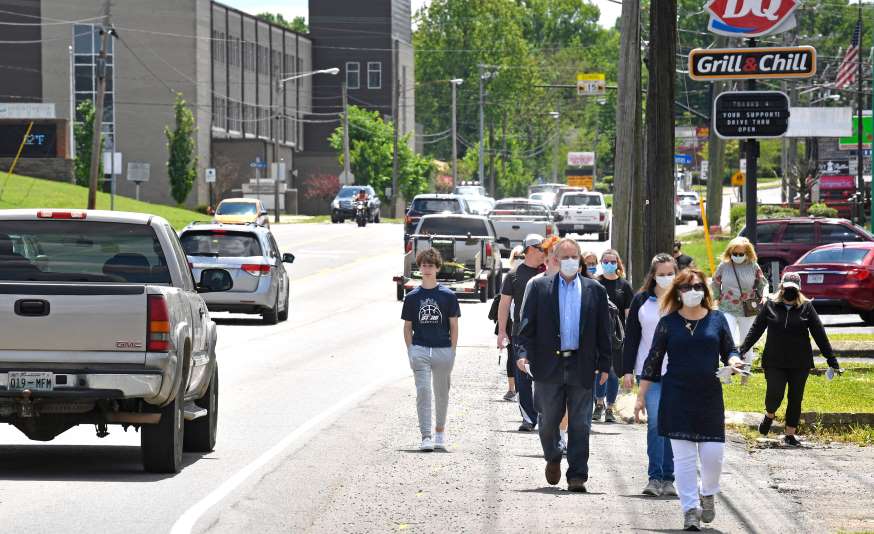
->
[[545, 461, 561, 485], [683, 508, 702, 531], [701, 494, 715, 523], [783, 434, 801, 447], [503, 390, 517, 402], [604, 407, 616, 423], [642, 478, 663, 496], [592, 403, 605, 422], [758, 415, 774, 435], [567, 479, 587, 492], [518, 421, 535, 432]]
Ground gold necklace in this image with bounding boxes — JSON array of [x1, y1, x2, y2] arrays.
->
[[684, 319, 700, 336]]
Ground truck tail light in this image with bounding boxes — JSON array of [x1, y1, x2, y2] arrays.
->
[[849, 268, 871, 282], [147, 295, 170, 352], [486, 242, 492, 257], [599, 212, 606, 222], [37, 210, 86, 219], [545, 225, 553, 236], [241, 264, 271, 275], [405, 240, 413, 254], [404, 216, 412, 226]]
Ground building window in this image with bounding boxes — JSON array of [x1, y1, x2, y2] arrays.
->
[[212, 31, 225, 64], [367, 62, 382, 90], [346, 62, 360, 90], [228, 100, 241, 133], [72, 24, 115, 151]]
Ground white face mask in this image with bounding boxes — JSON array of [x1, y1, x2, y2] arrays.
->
[[731, 253, 746, 264], [655, 274, 675, 289], [681, 290, 705, 308], [560, 258, 579, 277]]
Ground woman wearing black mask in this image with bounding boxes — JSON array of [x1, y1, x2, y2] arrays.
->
[[738, 272, 839, 447]]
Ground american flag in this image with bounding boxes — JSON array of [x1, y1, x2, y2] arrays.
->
[[835, 19, 862, 90]]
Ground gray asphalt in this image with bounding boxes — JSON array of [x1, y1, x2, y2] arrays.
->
[[0, 221, 870, 534]]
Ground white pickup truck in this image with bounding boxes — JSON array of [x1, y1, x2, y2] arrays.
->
[[488, 198, 559, 257], [0, 209, 233, 473], [555, 191, 611, 241]]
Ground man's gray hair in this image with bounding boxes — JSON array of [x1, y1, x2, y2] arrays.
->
[[555, 237, 581, 255]]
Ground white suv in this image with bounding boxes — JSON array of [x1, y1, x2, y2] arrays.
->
[[555, 192, 610, 241]]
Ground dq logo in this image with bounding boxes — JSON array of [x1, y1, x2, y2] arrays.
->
[[706, 0, 798, 37]]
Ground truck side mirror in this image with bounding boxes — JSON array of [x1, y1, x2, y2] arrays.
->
[[198, 269, 233, 293], [282, 253, 296, 264]]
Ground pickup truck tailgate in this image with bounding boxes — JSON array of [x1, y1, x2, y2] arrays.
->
[[0, 283, 147, 353], [560, 207, 600, 225]]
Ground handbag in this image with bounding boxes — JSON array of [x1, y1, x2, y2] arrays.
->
[[731, 262, 761, 317]]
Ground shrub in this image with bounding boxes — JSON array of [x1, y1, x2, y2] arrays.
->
[[808, 202, 838, 218], [730, 203, 799, 234]]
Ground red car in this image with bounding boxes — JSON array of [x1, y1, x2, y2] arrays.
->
[[783, 242, 874, 325]]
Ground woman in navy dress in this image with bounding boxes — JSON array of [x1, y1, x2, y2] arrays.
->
[[634, 268, 744, 531]]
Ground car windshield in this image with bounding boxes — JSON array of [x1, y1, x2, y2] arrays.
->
[[180, 231, 263, 257], [412, 199, 462, 213], [337, 188, 358, 198], [418, 218, 489, 236], [562, 195, 601, 207], [801, 248, 870, 265], [216, 202, 257, 216], [491, 202, 550, 217], [0, 220, 170, 284]]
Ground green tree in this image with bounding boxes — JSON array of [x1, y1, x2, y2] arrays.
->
[[73, 100, 101, 187], [165, 94, 198, 205], [257, 12, 308, 33]]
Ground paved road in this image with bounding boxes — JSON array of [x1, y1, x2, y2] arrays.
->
[[0, 222, 870, 534]]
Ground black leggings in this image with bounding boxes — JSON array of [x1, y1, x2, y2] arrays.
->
[[764, 367, 810, 428], [506, 339, 515, 378]]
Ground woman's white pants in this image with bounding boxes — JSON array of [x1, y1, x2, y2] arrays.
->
[[669, 439, 725, 512]]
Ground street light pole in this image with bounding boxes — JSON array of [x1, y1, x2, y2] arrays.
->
[[478, 65, 486, 187], [272, 68, 339, 223], [450, 78, 463, 185]]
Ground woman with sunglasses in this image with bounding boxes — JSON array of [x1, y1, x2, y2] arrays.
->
[[592, 249, 632, 423], [635, 268, 744, 531], [581, 251, 599, 278]]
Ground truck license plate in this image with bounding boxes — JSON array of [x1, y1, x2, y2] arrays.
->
[[8, 372, 53, 392], [807, 274, 824, 284]]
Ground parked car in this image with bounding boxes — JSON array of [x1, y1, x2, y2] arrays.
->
[[675, 191, 703, 225], [214, 198, 270, 227], [739, 217, 874, 288], [783, 242, 874, 325], [488, 198, 559, 257], [179, 223, 295, 324], [396, 214, 506, 302], [465, 196, 495, 216], [403, 194, 469, 242], [554, 191, 610, 240], [330, 185, 381, 224], [0, 209, 231, 473]]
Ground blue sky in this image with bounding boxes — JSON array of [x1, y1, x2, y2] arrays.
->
[[221, 0, 622, 29]]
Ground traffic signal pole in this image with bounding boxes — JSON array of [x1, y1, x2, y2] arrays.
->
[[744, 38, 759, 245]]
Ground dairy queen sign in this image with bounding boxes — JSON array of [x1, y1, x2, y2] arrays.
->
[[705, 0, 798, 38]]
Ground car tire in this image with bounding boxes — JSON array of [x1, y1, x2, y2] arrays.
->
[[278, 286, 290, 322], [331, 216, 339, 224], [142, 374, 185, 473], [696, 218, 704, 226], [183, 364, 218, 453], [860, 311, 874, 326], [396, 284, 406, 301], [262, 293, 280, 325]]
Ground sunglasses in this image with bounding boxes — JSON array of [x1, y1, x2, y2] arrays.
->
[[601, 260, 617, 265], [677, 283, 706, 292], [530, 245, 544, 252]]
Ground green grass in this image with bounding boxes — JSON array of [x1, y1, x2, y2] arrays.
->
[[605, 194, 613, 208], [0, 173, 209, 230], [676, 230, 731, 275], [826, 333, 874, 342]]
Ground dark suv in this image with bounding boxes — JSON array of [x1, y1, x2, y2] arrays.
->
[[404, 194, 469, 242], [740, 217, 874, 287]]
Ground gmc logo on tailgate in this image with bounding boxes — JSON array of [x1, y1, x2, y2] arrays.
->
[[116, 341, 144, 349]]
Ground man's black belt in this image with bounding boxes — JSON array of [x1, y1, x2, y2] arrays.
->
[[556, 350, 576, 358]]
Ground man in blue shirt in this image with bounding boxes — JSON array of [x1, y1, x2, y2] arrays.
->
[[516, 238, 611, 492]]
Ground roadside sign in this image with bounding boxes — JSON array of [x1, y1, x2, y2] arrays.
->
[[688, 46, 815, 81], [567, 152, 595, 167], [249, 157, 267, 169], [102, 152, 123, 175], [701, 160, 710, 182], [576, 73, 606, 97], [567, 175, 594, 190], [697, 127, 710, 138], [819, 159, 850, 176], [706, 0, 798, 38], [674, 154, 693, 166], [740, 158, 747, 173], [270, 162, 287, 181], [731, 171, 746, 187], [205, 167, 216, 183], [339, 170, 354, 185], [127, 162, 150, 182], [839, 114, 873, 150], [713, 91, 790, 139]]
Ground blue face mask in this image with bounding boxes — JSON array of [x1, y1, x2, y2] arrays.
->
[[587, 266, 597, 275], [602, 262, 618, 275]]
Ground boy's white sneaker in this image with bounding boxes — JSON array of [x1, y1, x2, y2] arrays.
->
[[420, 437, 435, 452], [434, 432, 448, 450]]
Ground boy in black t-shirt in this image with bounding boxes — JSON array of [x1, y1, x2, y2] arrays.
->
[[402, 248, 460, 452]]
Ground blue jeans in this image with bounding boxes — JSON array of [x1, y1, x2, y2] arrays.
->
[[535, 380, 594, 482], [594, 369, 619, 405], [640, 378, 674, 482]]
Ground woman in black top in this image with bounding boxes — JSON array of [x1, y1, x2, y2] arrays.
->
[[738, 272, 839, 447], [592, 249, 633, 422]]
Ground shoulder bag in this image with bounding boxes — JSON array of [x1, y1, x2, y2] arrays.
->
[[731, 262, 761, 317]]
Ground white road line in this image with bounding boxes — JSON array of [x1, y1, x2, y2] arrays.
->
[[170, 373, 404, 534]]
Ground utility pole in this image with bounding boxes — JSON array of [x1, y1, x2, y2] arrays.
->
[[550, 109, 560, 182], [855, 0, 864, 226], [478, 64, 485, 188], [87, 1, 111, 210], [391, 38, 400, 215], [342, 80, 351, 184], [273, 80, 282, 223], [449, 79, 462, 185]]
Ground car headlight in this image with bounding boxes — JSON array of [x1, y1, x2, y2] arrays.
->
[[331, 200, 339, 208]]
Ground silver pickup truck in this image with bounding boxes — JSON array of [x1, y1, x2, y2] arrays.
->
[[488, 198, 559, 257], [0, 209, 232, 473]]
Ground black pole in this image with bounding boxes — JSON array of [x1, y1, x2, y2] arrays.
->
[[745, 38, 759, 245], [857, 1, 865, 226]]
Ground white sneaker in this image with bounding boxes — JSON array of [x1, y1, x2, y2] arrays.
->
[[420, 437, 435, 451], [559, 431, 568, 454], [434, 432, 448, 450]]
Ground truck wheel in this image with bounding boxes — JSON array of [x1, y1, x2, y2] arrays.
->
[[142, 376, 185, 473], [479, 284, 488, 303], [278, 287, 290, 322], [184, 364, 218, 453], [860, 311, 874, 326], [262, 293, 280, 325], [396, 284, 406, 301]]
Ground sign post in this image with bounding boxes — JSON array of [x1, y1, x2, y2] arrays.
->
[[126, 161, 149, 202], [205, 167, 216, 209]]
